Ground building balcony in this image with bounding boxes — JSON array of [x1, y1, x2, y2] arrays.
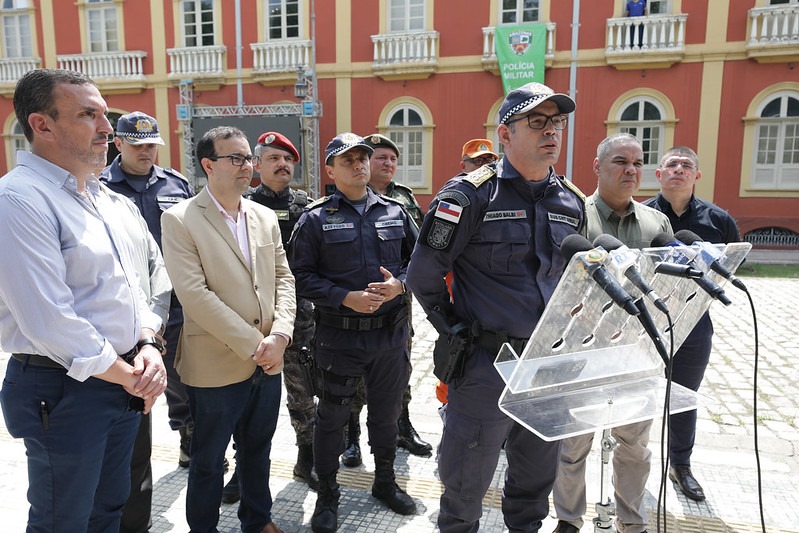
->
[[56, 51, 147, 92], [371, 30, 439, 80], [746, 4, 799, 63], [605, 14, 687, 69], [481, 24, 556, 75], [251, 39, 311, 85], [0, 56, 40, 95], [167, 45, 226, 87]]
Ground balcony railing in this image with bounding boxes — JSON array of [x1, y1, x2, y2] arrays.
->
[[251, 39, 311, 74], [371, 30, 439, 78], [167, 45, 226, 78], [605, 14, 687, 68], [57, 51, 146, 80], [747, 5, 799, 62], [0, 56, 40, 84], [481, 24, 556, 72]]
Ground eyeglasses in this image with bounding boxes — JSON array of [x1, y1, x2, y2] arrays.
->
[[505, 112, 568, 130], [463, 155, 497, 166], [208, 153, 259, 167], [662, 159, 696, 171]]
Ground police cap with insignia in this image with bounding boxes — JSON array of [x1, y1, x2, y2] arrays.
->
[[363, 133, 399, 157], [257, 131, 300, 163], [115, 111, 165, 145], [498, 82, 576, 126], [324, 132, 374, 165]]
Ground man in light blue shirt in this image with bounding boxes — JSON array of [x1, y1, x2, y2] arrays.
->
[[0, 69, 167, 532]]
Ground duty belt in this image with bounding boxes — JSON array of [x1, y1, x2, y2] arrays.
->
[[12, 346, 138, 370], [477, 330, 528, 354], [316, 305, 408, 331]]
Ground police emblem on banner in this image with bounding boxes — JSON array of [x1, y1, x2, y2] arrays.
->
[[427, 219, 455, 250], [509, 30, 533, 57]]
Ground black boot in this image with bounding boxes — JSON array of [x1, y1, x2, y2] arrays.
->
[[294, 443, 320, 491], [222, 469, 240, 504], [311, 472, 340, 533], [178, 425, 193, 468], [340, 412, 362, 467], [397, 404, 432, 457], [371, 447, 416, 515]]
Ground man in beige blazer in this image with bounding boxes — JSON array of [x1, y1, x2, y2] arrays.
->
[[161, 126, 295, 533]]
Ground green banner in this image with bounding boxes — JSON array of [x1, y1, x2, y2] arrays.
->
[[495, 23, 547, 94]]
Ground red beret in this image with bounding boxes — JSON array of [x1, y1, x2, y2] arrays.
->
[[257, 131, 300, 163]]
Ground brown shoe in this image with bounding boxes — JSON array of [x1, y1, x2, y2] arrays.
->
[[260, 522, 284, 533]]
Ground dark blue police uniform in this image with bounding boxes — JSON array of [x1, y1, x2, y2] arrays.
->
[[288, 188, 416, 476], [643, 193, 740, 467], [406, 159, 586, 532], [100, 156, 194, 432]]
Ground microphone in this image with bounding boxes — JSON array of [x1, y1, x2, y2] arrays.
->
[[674, 229, 747, 292], [593, 234, 669, 314], [633, 297, 670, 367], [650, 233, 732, 306], [654, 261, 703, 279], [561, 234, 640, 316]]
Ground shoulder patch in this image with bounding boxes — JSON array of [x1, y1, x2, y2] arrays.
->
[[558, 175, 586, 203], [463, 164, 496, 188], [306, 195, 331, 209], [426, 219, 457, 251], [436, 189, 470, 208]]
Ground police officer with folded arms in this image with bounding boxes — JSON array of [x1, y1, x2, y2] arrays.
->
[[289, 133, 418, 533]]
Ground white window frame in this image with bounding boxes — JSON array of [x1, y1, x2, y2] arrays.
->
[[86, 0, 119, 53], [617, 97, 665, 189], [9, 120, 30, 167], [182, 0, 215, 47], [264, 0, 301, 40], [387, 105, 426, 188], [648, 0, 671, 15], [751, 92, 799, 191], [1, 0, 33, 58], [499, 0, 540, 25], [389, 0, 425, 33]]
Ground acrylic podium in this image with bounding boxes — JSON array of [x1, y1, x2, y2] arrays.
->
[[493, 242, 751, 442]]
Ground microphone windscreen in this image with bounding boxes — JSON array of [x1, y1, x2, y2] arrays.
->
[[561, 233, 594, 260], [651, 232, 674, 248], [593, 234, 624, 251], [675, 229, 703, 245]]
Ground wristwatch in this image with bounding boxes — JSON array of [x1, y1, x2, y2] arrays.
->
[[137, 336, 166, 356]]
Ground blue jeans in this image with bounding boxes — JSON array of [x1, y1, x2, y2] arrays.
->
[[0, 357, 140, 533], [185, 368, 281, 533]]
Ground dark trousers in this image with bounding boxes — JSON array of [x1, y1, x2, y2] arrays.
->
[[185, 369, 281, 533], [163, 304, 192, 431], [121, 413, 152, 533], [0, 358, 139, 533], [313, 340, 410, 476], [437, 347, 560, 533], [669, 313, 714, 466]]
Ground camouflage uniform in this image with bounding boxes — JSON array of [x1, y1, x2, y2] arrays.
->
[[247, 184, 316, 446]]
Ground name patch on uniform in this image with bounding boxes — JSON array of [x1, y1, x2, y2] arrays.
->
[[484, 210, 526, 221], [548, 213, 579, 228], [426, 219, 456, 250], [375, 220, 404, 228], [156, 196, 183, 203], [435, 201, 463, 224], [274, 210, 290, 220], [322, 223, 355, 231]]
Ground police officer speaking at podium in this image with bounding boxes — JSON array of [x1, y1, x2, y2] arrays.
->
[[288, 133, 418, 533], [406, 82, 586, 533]]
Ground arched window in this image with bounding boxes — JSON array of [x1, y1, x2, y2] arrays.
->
[[387, 106, 426, 188], [751, 92, 799, 190], [617, 98, 665, 189], [7, 121, 30, 168]]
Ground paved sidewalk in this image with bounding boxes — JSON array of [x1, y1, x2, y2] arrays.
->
[[1, 276, 798, 532]]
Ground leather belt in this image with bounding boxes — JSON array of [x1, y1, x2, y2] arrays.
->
[[12, 346, 138, 370], [477, 331, 528, 354], [317, 306, 408, 331]]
